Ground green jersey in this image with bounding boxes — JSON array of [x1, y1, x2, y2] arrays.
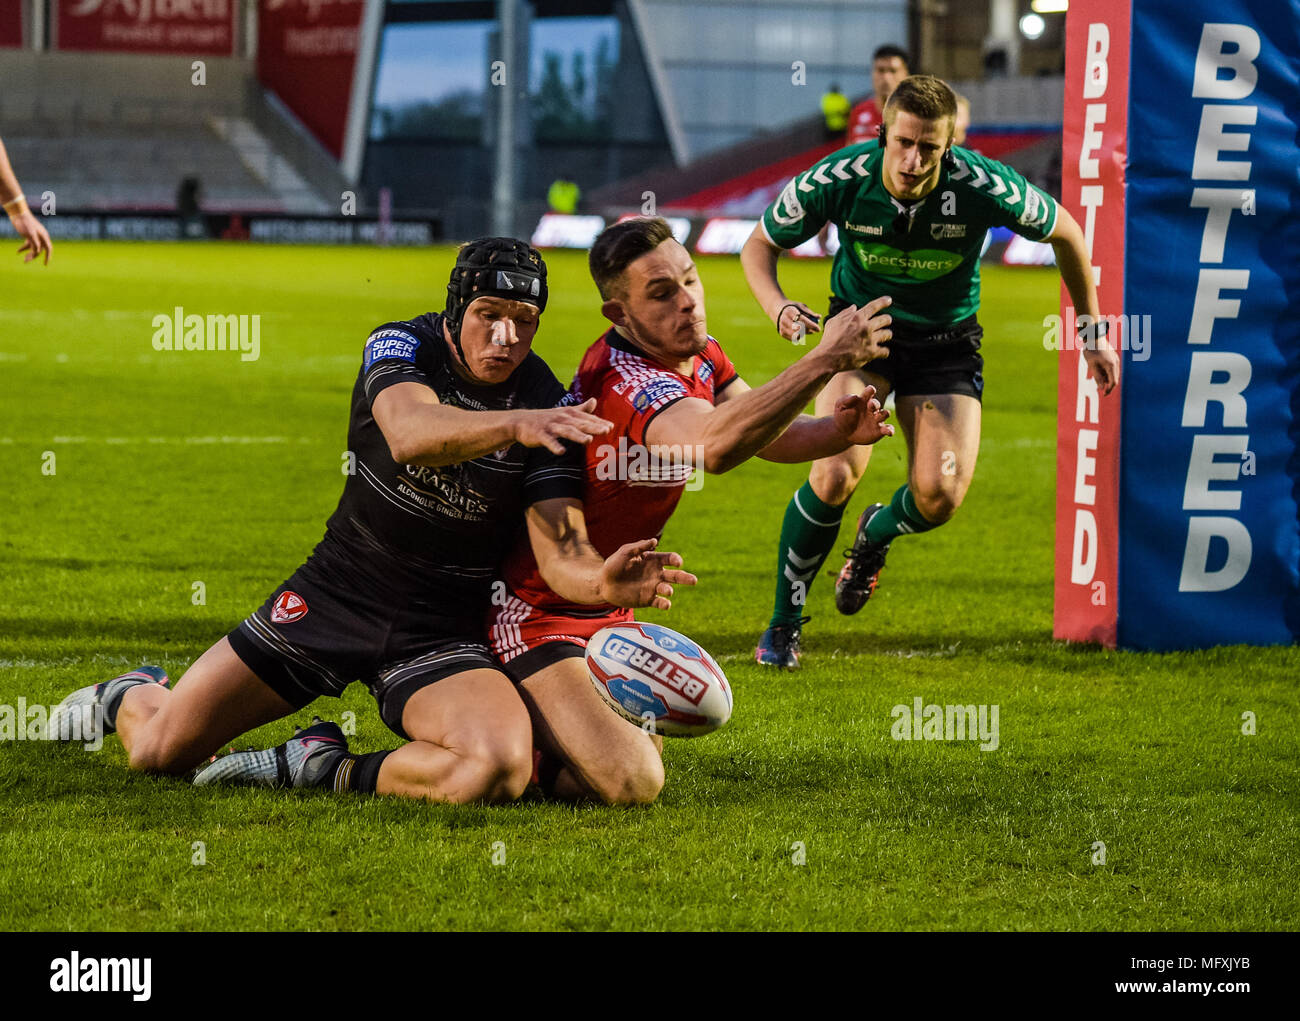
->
[[761, 141, 1058, 329]]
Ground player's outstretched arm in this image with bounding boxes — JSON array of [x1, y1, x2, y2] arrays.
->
[[740, 226, 822, 341], [0, 137, 52, 266], [740, 383, 895, 462], [1049, 205, 1120, 394], [525, 498, 696, 609], [373, 384, 611, 465], [643, 299, 893, 474]]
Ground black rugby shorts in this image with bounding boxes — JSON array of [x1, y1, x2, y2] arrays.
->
[[827, 296, 985, 401], [227, 539, 500, 739]]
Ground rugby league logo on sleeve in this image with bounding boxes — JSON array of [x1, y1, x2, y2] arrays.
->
[[270, 591, 309, 624], [363, 329, 421, 371]]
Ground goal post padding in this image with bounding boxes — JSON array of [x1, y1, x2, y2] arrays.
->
[[1055, 0, 1300, 650]]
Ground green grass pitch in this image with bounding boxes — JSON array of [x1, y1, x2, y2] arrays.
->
[[0, 242, 1296, 931]]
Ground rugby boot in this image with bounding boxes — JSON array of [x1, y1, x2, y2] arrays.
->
[[47, 665, 170, 740], [193, 717, 347, 789], [835, 503, 890, 615], [754, 617, 811, 669]]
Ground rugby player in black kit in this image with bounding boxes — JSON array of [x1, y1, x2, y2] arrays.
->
[[48, 239, 694, 804]]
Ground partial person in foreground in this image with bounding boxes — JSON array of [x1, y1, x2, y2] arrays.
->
[[0, 135, 52, 265], [488, 217, 895, 803], [741, 75, 1119, 667], [48, 239, 692, 804]]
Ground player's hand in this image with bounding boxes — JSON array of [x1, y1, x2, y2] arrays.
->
[[514, 398, 612, 454], [832, 385, 895, 446], [598, 537, 698, 610], [11, 209, 51, 266], [774, 300, 822, 343], [817, 296, 892, 372], [1084, 342, 1121, 395]]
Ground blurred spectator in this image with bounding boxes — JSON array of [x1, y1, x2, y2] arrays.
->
[[221, 214, 250, 242], [0, 135, 52, 265], [954, 93, 971, 147], [847, 45, 910, 145], [177, 176, 206, 239], [547, 176, 580, 215], [821, 83, 850, 141]]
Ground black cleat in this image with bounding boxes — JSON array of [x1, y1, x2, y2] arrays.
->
[[835, 503, 891, 615], [755, 617, 811, 669]]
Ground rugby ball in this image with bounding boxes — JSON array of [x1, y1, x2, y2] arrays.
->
[[585, 622, 732, 737]]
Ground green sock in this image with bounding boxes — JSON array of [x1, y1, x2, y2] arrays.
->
[[770, 482, 846, 627], [865, 484, 939, 544]]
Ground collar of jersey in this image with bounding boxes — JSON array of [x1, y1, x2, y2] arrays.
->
[[602, 326, 701, 379]]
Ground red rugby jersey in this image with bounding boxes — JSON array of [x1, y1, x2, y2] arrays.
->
[[846, 97, 883, 145], [502, 327, 739, 613]]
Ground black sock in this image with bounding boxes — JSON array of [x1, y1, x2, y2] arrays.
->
[[100, 680, 144, 729], [327, 750, 392, 794]]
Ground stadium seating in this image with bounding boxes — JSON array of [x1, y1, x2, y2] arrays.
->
[[0, 50, 341, 214]]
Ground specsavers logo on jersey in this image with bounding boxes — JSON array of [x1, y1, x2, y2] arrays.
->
[[853, 241, 963, 281]]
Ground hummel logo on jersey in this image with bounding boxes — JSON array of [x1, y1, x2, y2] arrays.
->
[[846, 222, 883, 236], [271, 591, 309, 624], [1019, 188, 1051, 229]]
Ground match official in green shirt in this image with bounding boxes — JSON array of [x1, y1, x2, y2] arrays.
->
[[741, 75, 1120, 668]]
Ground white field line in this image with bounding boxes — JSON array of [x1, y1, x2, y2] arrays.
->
[[0, 654, 139, 670]]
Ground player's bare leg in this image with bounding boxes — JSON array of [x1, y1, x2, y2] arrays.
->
[[894, 392, 981, 524], [376, 668, 533, 804], [117, 637, 299, 775], [49, 637, 299, 774], [808, 368, 892, 507], [758, 368, 890, 666], [118, 638, 299, 773], [518, 657, 664, 805], [836, 391, 982, 614]]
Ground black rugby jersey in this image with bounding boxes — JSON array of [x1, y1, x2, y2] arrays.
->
[[321, 312, 584, 605]]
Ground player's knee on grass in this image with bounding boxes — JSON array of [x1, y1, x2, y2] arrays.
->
[[126, 725, 209, 776], [584, 740, 664, 806], [444, 728, 534, 804], [475, 741, 534, 803]]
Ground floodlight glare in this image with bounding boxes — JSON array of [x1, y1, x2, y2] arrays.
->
[[1019, 13, 1046, 39]]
